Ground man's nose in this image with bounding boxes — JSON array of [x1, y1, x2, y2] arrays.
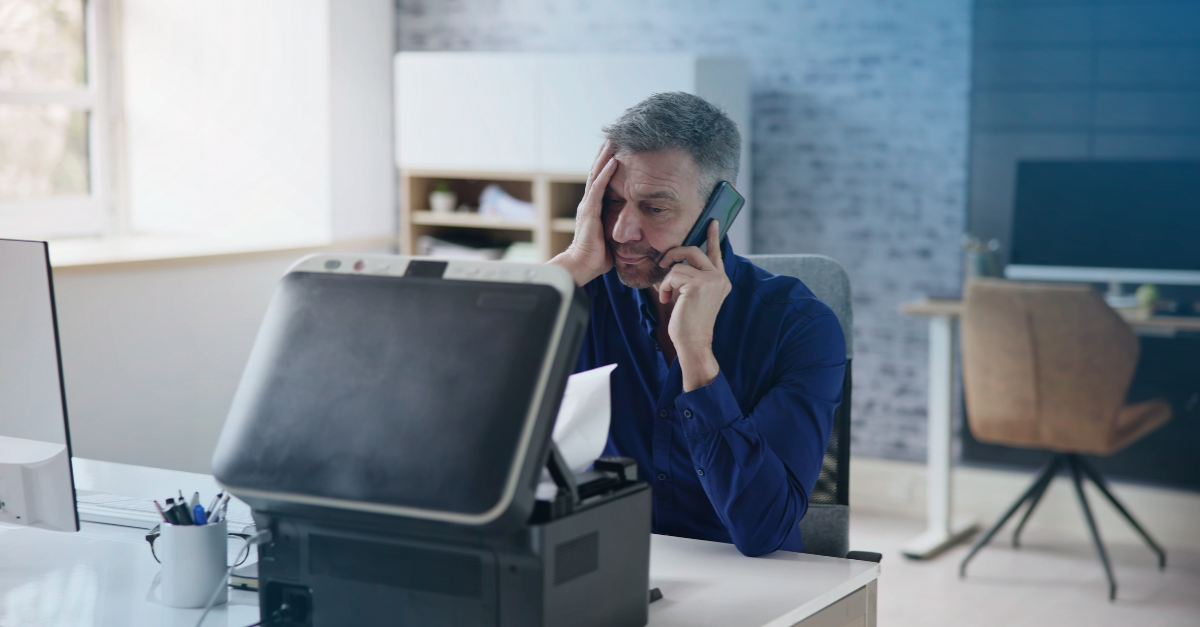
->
[[610, 206, 643, 244]]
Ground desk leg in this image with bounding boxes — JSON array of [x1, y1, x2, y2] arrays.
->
[[902, 315, 977, 559], [865, 579, 876, 627]]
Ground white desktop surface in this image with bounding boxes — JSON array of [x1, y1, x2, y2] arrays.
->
[[0, 523, 260, 627], [647, 535, 878, 627], [0, 460, 879, 627]]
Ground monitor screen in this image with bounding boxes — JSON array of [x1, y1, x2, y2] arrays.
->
[[1010, 161, 1200, 272], [0, 239, 78, 531]]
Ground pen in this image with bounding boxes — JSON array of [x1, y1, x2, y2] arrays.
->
[[172, 499, 194, 525], [188, 491, 200, 511], [154, 500, 169, 523], [193, 504, 208, 526], [206, 492, 223, 517], [214, 495, 231, 523], [163, 498, 180, 524]]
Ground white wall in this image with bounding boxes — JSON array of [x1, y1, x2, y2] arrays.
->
[[52, 243, 389, 474], [330, 0, 397, 241], [122, 0, 331, 241], [122, 0, 395, 244]]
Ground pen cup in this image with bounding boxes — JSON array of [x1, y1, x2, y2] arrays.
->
[[158, 519, 229, 608]]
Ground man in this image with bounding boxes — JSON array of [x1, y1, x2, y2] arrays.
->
[[549, 92, 846, 557]]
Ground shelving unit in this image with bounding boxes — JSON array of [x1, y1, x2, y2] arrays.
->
[[399, 169, 586, 262]]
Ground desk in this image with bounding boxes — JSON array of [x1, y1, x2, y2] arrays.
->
[[897, 297, 1200, 559], [0, 460, 880, 627]]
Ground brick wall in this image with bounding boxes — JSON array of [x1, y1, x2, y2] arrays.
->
[[396, 0, 972, 461]]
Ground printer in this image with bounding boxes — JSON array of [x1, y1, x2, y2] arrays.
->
[[211, 255, 651, 627]]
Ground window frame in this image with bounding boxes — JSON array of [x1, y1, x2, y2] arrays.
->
[[0, 0, 120, 240]]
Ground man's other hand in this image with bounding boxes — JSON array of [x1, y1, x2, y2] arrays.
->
[[549, 140, 617, 286], [656, 219, 731, 391]]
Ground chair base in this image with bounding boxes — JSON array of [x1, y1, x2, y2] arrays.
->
[[958, 453, 1166, 600]]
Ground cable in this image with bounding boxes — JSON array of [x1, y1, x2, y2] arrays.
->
[[194, 529, 273, 627]]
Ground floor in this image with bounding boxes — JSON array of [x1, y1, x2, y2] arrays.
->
[[850, 513, 1200, 626]]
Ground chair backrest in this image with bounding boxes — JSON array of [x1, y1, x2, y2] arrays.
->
[[962, 278, 1140, 453], [746, 254, 852, 557]]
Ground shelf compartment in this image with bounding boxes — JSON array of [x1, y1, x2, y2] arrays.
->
[[548, 179, 586, 220]]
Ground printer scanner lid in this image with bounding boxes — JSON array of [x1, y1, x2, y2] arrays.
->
[[211, 255, 585, 528]]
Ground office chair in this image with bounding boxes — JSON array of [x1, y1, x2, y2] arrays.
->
[[958, 278, 1170, 599], [746, 254, 879, 563]]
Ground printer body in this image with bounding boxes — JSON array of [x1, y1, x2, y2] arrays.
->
[[212, 255, 651, 627]]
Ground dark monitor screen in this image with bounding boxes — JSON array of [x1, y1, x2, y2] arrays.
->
[[1010, 160, 1200, 272], [213, 271, 562, 517]]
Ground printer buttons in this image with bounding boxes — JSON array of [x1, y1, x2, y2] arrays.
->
[[324, 260, 341, 270], [683, 409, 693, 419], [658, 409, 668, 418], [657, 473, 667, 481], [696, 469, 705, 477]]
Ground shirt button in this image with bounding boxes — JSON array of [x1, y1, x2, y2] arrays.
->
[[657, 473, 667, 481], [696, 469, 705, 476], [683, 409, 693, 419], [658, 409, 669, 418]]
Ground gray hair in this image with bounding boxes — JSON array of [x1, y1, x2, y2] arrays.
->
[[602, 92, 741, 202]]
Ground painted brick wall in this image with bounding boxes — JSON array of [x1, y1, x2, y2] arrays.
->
[[396, 0, 972, 461]]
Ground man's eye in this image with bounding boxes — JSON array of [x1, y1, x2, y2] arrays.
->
[[649, 206, 665, 214]]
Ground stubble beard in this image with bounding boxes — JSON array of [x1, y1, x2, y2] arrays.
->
[[610, 243, 669, 290]]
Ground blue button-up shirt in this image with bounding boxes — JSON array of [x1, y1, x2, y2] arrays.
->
[[576, 240, 846, 556]]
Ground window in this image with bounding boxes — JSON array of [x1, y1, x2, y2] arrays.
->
[[0, 0, 115, 240]]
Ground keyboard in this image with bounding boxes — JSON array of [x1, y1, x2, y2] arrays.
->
[[77, 492, 255, 530]]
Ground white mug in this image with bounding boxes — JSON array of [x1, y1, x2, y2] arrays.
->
[[158, 519, 229, 608]]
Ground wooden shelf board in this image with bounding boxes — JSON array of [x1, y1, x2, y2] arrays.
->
[[401, 169, 540, 182], [551, 217, 576, 233], [411, 211, 535, 231]]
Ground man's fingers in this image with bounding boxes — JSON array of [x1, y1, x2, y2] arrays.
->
[[578, 157, 617, 221], [665, 264, 702, 280], [587, 140, 613, 185], [658, 274, 676, 303], [706, 219, 722, 268], [657, 244, 715, 270]]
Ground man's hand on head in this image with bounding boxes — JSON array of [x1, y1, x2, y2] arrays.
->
[[548, 140, 617, 287], [655, 219, 731, 391]]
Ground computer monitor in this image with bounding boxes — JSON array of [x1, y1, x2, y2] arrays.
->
[[0, 239, 78, 532], [1005, 160, 1200, 295]]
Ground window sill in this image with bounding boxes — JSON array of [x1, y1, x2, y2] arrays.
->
[[48, 233, 396, 270]]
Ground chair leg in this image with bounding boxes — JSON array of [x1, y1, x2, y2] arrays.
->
[[960, 454, 1062, 578], [1069, 455, 1117, 601], [1075, 455, 1167, 570], [1011, 456, 1060, 548]]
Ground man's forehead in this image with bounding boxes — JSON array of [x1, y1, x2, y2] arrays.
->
[[609, 149, 698, 200]]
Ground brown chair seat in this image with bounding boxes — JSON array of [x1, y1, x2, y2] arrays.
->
[[1108, 399, 1172, 455]]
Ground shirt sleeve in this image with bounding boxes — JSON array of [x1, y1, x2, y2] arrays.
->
[[673, 311, 846, 556]]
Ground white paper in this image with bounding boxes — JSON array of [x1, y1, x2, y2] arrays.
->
[[537, 364, 617, 499]]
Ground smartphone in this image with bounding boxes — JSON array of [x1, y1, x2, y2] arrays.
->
[[681, 181, 745, 253]]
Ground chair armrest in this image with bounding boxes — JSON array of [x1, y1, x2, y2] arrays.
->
[[846, 550, 883, 563]]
